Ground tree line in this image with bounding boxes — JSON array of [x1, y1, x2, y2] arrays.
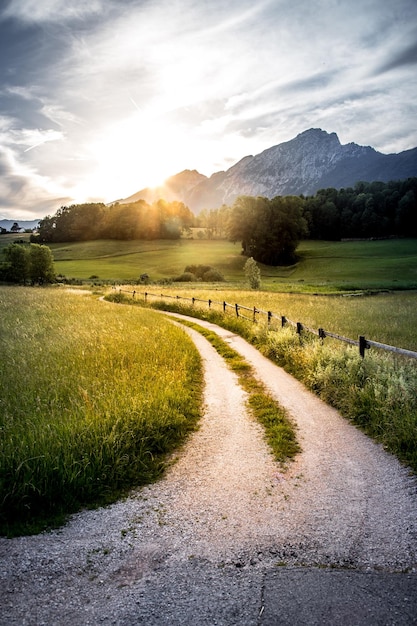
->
[[304, 178, 417, 240], [33, 199, 195, 243], [198, 178, 417, 264]]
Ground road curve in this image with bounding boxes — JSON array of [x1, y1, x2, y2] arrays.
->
[[0, 312, 416, 625]]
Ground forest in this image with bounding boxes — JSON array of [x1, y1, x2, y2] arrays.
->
[[303, 178, 417, 240]]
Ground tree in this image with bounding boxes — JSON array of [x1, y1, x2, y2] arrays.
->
[[29, 244, 56, 284], [228, 195, 307, 265], [1, 243, 56, 284], [244, 257, 261, 289], [2, 243, 30, 283]]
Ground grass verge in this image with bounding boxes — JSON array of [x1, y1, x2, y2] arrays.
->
[[0, 287, 203, 537]]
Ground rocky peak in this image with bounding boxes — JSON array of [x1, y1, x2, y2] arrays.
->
[[121, 129, 417, 213]]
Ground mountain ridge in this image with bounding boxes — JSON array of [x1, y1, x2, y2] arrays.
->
[[119, 129, 417, 214]]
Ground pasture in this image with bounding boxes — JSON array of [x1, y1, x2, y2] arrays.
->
[[44, 237, 417, 292], [1, 234, 417, 292]]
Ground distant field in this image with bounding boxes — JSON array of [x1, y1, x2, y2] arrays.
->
[[1, 234, 417, 292], [49, 238, 417, 291]]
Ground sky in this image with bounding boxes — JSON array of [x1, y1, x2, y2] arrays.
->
[[1, 0, 417, 220]]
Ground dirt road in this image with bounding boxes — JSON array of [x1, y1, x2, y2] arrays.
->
[[1, 313, 416, 625]]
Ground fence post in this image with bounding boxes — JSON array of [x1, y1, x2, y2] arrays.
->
[[268, 311, 272, 325], [223, 301, 226, 312], [132, 290, 135, 299], [235, 303, 239, 318], [144, 292, 147, 302], [253, 306, 257, 322], [208, 299, 212, 309], [281, 316, 286, 328], [359, 335, 370, 358], [296, 322, 303, 335], [192, 297, 195, 306], [318, 328, 325, 341]]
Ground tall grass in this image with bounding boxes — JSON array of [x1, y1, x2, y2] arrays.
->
[[257, 324, 417, 470], [114, 293, 417, 473], [0, 287, 202, 536], [135, 287, 417, 351]]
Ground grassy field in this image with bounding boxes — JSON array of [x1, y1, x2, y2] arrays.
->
[[122, 287, 417, 352], [2, 234, 417, 291], [53, 238, 417, 292], [0, 286, 202, 536]]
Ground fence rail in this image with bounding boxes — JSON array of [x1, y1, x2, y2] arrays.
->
[[114, 288, 417, 361]]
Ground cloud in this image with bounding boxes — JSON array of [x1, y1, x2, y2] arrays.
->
[[0, 0, 105, 23], [375, 39, 417, 75], [1, 0, 417, 217], [0, 147, 71, 219]]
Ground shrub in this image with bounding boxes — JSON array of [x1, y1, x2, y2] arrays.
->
[[201, 269, 225, 282], [182, 264, 225, 282], [244, 257, 261, 289], [174, 272, 198, 282]]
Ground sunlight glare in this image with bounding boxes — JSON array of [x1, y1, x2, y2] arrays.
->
[[86, 110, 188, 201]]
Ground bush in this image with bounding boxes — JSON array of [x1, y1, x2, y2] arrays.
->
[[174, 272, 198, 282], [182, 264, 225, 282], [184, 264, 212, 278], [201, 269, 225, 282]]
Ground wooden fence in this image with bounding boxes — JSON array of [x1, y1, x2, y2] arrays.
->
[[114, 288, 417, 361]]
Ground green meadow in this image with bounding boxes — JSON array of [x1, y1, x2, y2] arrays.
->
[[49, 237, 417, 292], [2, 234, 417, 291], [0, 287, 202, 536]]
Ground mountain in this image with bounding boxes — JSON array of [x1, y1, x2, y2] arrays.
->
[[120, 169, 207, 205], [0, 219, 40, 232], [121, 129, 417, 214]]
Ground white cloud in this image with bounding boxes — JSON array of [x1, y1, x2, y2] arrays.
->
[[2, 0, 104, 23], [1, 0, 416, 217]]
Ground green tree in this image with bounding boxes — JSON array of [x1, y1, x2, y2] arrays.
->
[[228, 195, 307, 265], [2, 243, 30, 283], [29, 244, 56, 284], [1, 243, 56, 284], [244, 257, 261, 289]]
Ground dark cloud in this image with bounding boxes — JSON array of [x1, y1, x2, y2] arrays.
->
[[375, 39, 417, 75], [0, 90, 54, 129]]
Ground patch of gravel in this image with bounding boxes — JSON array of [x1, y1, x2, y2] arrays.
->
[[1, 316, 416, 625]]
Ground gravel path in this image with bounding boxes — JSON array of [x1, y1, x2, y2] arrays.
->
[[1, 313, 416, 625]]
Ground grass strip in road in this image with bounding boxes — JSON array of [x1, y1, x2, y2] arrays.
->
[[169, 316, 301, 465]]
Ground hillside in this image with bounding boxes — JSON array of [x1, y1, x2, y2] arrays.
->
[[121, 129, 417, 213]]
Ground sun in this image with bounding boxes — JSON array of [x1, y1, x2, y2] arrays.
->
[[86, 111, 189, 202]]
